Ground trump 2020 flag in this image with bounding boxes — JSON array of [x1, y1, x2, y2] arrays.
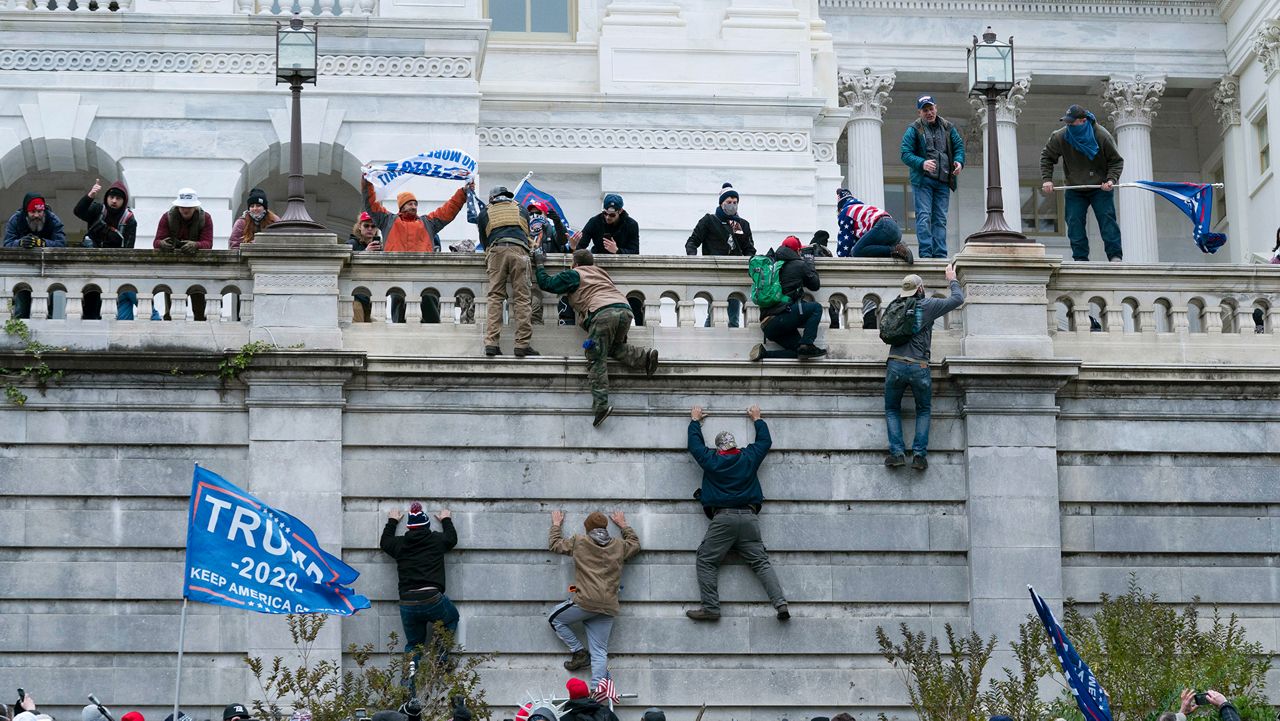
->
[[1030, 585, 1111, 721], [364, 149, 477, 194], [183, 465, 370, 615], [1130, 181, 1227, 254], [514, 178, 575, 235]]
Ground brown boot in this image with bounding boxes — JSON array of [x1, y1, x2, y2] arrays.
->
[[890, 242, 915, 265], [563, 649, 590, 671]]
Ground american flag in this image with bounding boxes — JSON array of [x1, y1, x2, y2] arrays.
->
[[592, 677, 619, 707]]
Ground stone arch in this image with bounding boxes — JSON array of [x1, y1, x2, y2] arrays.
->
[[234, 137, 366, 238]]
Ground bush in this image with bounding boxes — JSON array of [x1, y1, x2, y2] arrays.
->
[[245, 614, 493, 721], [875, 622, 996, 721]]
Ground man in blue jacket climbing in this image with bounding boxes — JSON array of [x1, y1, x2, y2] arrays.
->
[[685, 404, 789, 622]]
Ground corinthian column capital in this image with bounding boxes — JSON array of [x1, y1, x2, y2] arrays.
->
[[1254, 21, 1280, 78], [1102, 73, 1166, 128], [1213, 75, 1241, 130], [838, 67, 895, 121]]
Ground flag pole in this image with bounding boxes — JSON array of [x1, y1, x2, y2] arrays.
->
[[172, 596, 189, 721], [1052, 182, 1225, 191]]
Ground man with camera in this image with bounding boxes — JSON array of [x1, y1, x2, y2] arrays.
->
[[900, 95, 965, 259], [1160, 689, 1242, 721]]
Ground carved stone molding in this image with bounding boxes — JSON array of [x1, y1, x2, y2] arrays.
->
[[813, 142, 836, 163], [0, 50, 473, 78], [837, 67, 895, 121], [478, 127, 809, 152], [1212, 75, 1241, 130], [254, 274, 338, 293], [964, 283, 1047, 302], [1102, 74, 1165, 128], [819, 0, 1216, 18], [968, 76, 1032, 126], [1254, 22, 1280, 78]]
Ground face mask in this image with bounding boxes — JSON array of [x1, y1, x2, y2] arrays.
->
[[249, 209, 266, 222], [721, 200, 738, 215]]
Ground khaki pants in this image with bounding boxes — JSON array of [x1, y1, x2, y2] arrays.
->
[[484, 244, 533, 348]]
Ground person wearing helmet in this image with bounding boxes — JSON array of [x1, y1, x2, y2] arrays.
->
[[476, 185, 538, 357]]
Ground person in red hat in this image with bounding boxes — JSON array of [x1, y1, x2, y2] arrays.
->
[[748, 235, 826, 361], [558, 678, 618, 721], [347, 212, 380, 321]]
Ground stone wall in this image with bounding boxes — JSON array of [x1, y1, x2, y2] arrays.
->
[[2, 236, 1279, 721]]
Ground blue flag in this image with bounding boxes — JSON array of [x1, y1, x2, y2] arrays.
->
[[183, 466, 370, 615], [514, 178, 576, 235], [1030, 586, 1111, 721], [1130, 181, 1227, 254]]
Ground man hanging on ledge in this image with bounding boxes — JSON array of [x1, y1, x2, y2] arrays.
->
[[533, 248, 659, 427], [380, 501, 459, 684], [685, 404, 789, 622]]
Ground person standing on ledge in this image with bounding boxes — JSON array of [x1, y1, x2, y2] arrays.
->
[[1040, 103, 1125, 262], [686, 183, 756, 328], [684, 404, 789, 622], [477, 185, 538, 358], [900, 95, 964, 259]]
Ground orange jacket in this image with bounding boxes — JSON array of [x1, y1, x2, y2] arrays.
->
[[363, 182, 466, 252]]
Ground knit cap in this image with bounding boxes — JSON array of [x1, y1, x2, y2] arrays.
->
[[397, 191, 416, 209], [566, 678, 590, 700], [407, 501, 429, 529], [584, 512, 608, 531], [718, 183, 739, 204], [781, 235, 802, 251], [247, 188, 268, 209]]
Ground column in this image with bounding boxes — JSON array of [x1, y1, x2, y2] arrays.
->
[[970, 77, 1031, 233], [1213, 75, 1251, 263], [1102, 74, 1166, 262], [1255, 23, 1280, 259], [838, 67, 895, 208], [815, 106, 852, 233]]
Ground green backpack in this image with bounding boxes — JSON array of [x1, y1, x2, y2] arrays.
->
[[748, 255, 787, 308], [879, 296, 924, 345]]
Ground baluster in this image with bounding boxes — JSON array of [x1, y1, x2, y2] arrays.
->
[[338, 297, 354, 324], [439, 295, 457, 324], [337, 0, 354, 14], [0, 291, 12, 322], [1236, 307, 1253, 335], [139, 294, 155, 320], [65, 294, 83, 321], [370, 296, 387, 323], [1105, 307, 1123, 334], [235, 0, 254, 12], [357, 0, 374, 15], [1137, 308, 1155, 335], [1204, 305, 1223, 333], [744, 303, 760, 328], [405, 295, 422, 324], [1070, 306, 1089, 334], [677, 300, 694, 327], [1171, 308, 1190, 335], [170, 294, 188, 321], [710, 300, 728, 327], [205, 295, 223, 323], [644, 299, 661, 327], [29, 289, 48, 320], [239, 295, 253, 323]]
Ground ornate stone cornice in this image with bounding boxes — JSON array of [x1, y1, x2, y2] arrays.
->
[[837, 67, 895, 121], [478, 127, 809, 152], [819, 0, 1217, 19], [1212, 75, 1241, 130], [1254, 21, 1280, 78], [0, 49, 473, 78], [1102, 74, 1165, 128], [969, 76, 1032, 125]]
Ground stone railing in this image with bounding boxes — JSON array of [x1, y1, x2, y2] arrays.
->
[[1, 0, 130, 10], [3, 239, 1279, 365]]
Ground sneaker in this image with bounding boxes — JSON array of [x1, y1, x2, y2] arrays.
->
[[685, 608, 721, 622], [484, 345, 501, 357], [884, 454, 907, 467], [645, 348, 659, 377], [514, 347, 541, 358], [593, 406, 613, 428], [890, 242, 915, 265], [1108, 256, 1123, 263], [749, 343, 765, 362], [563, 649, 590, 671], [797, 344, 827, 358], [775, 604, 791, 621], [911, 455, 928, 471]]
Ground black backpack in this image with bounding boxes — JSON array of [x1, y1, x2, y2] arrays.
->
[[879, 296, 923, 345]]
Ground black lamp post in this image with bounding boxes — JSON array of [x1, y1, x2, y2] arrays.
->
[[965, 27, 1030, 243], [271, 15, 327, 232]]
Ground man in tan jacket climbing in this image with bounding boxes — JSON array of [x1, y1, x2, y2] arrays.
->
[[547, 510, 641, 693]]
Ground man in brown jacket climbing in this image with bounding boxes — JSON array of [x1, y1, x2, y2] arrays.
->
[[547, 510, 641, 692]]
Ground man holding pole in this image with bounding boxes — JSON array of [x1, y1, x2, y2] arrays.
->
[[1040, 104, 1125, 262]]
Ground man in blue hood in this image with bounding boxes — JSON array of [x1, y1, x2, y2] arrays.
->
[[1040, 104, 1126, 262]]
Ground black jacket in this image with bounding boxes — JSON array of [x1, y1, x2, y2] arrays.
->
[[760, 246, 819, 319], [559, 699, 619, 721], [73, 181, 136, 248], [576, 211, 639, 254], [380, 518, 457, 598], [685, 212, 754, 256]]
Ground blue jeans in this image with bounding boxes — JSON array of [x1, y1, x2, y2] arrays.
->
[[884, 358, 932, 457], [704, 298, 741, 328], [1065, 189, 1123, 261], [912, 178, 951, 258], [851, 218, 902, 258], [759, 301, 822, 358], [399, 594, 460, 667]]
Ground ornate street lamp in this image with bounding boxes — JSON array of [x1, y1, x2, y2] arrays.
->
[[271, 15, 326, 232], [965, 27, 1030, 243]]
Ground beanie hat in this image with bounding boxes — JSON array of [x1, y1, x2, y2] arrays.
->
[[26, 196, 45, 213], [642, 710, 666, 721], [84, 705, 110, 721], [718, 183, 739, 204], [406, 501, 429, 529], [489, 185, 513, 202], [122, 713, 145, 721], [781, 235, 803, 251], [247, 188, 268, 209], [584, 512, 608, 531], [836, 187, 855, 203], [566, 678, 590, 700], [396, 191, 417, 209], [714, 431, 737, 451], [811, 230, 830, 246], [224, 704, 248, 721], [602, 193, 624, 210]]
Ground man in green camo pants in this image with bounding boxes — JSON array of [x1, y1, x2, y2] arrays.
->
[[533, 248, 660, 428]]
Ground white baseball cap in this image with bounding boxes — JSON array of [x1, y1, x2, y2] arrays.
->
[[173, 188, 201, 208]]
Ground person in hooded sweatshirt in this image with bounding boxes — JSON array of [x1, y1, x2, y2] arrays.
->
[[380, 502, 459, 669], [547, 509, 641, 690], [748, 235, 825, 362], [558, 678, 619, 721], [4, 192, 66, 248], [685, 403, 788, 622], [229, 187, 280, 248], [74, 178, 139, 319]]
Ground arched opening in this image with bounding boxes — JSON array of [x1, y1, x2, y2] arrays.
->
[[627, 291, 646, 327], [1153, 298, 1173, 333], [1087, 297, 1107, 332], [456, 288, 477, 324], [860, 293, 880, 331], [1187, 297, 1206, 333], [386, 287, 407, 325], [826, 293, 848, 330], [1220, 298, 1238, 334], [693, 293, 712, 327], [659, 293, 679, 327], [1121, 297, 1140, 333], [1252, 300, 1270, 334], [0, 139, 126, 248], [221, 285, 244, 322], [234, 142, 365, 242], [352, 286, 373, 323], [1054, 297, 1074, 332], [81, 283, 103, 321]]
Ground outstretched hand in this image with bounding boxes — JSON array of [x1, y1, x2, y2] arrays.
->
[[89, 178, 102, 198], [610, 511, 627, 528], [1178, 688, 1196, 715], [388, 508, 404, 521], [747, 405, 762, 421], [691, 405, 707, 422], [551, 510, 565, 526], [435, 509, 451, 520]]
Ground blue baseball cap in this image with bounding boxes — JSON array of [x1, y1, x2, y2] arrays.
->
[[917, 95, 936, 109]]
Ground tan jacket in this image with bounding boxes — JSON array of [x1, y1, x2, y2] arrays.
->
[[566, 265, 629, 326], [548, 523, 641, 616]]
